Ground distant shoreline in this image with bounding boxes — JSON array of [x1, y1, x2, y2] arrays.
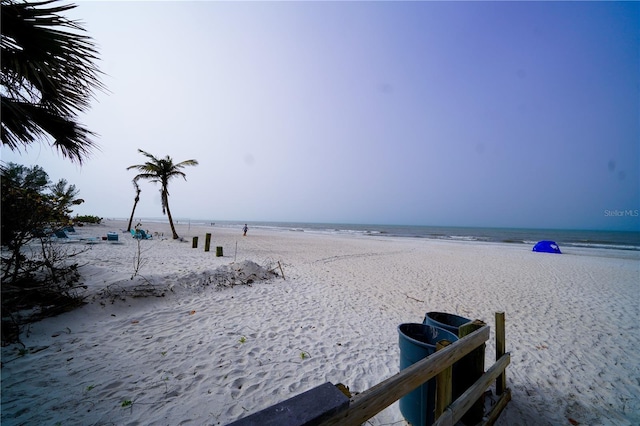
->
[[101, 217, 640, 251]]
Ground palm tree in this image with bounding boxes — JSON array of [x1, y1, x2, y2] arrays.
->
[[1, 0, 105, 164], [126, 180, 141, 232], [127, 149, 198, 239]]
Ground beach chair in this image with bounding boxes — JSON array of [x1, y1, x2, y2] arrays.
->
[[138, 229, 152, 239], [52, 229, 83, 243], [131, 229, 152, 239], [54, 230, 69, 239]]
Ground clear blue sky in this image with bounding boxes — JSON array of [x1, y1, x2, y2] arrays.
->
[[2, 1, 639, 231]]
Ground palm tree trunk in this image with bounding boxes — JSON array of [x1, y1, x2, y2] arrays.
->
[[165, 201, 179, 239], [127, 195, 139, 232]]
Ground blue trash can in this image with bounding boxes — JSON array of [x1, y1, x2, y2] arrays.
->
[[398, 323, 458, 426], [423, 311, 471, 336]]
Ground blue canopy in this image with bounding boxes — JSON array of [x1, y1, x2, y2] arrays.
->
[[533, 240, 562, 254]]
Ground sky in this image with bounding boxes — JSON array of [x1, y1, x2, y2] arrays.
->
[[2, 1, 639, 231]]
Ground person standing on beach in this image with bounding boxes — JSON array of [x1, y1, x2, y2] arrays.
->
[[243, 224, 248, 236]]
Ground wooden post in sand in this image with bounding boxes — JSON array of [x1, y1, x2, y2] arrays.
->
[[458, 320, 486, 425], [192, 236, 198, 248], [496, 311, 506, 395], [216, 246, 223, 257], [435, 340, 453, 419], [204, 233, 212, 252]]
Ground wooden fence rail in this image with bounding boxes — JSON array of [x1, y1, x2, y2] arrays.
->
[[229, 312, 510, 426], [318, 325, 491, 426]]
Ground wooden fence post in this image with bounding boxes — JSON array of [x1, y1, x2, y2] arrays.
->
[[496, 311, 506, 395], [204, 233, 212, 252], [435, 340, 453, 419], [458, 320, 485, 425], [192, 236, 198, 248]]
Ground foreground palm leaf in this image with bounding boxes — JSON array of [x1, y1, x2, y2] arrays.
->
[[127, 150, 199, 239], [1, 0, 105, 164]]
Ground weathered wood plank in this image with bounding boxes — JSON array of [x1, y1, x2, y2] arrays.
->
[[435, 340, 453, 419], [495, 311, 506, 395], [227, 382, 349, 426]]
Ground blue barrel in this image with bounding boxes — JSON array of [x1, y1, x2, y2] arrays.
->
[[423, 312, 471, 336], [398, 323, 458, 426]]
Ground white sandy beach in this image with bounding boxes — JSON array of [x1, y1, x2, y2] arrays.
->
[[1, 219, 639, 426]]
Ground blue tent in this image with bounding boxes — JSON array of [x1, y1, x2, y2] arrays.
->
[[533, 240, 562, 254]]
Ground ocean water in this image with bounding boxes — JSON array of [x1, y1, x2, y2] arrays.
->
[[157, 219, 640, 252]]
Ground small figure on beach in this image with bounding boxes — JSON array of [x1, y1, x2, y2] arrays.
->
[[243, 224, 248, 236]]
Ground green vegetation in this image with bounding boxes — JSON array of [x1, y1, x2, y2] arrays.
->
[[74, 215, 103, 224], [1, 163, 87, 345], [1, 1, 105, 346]]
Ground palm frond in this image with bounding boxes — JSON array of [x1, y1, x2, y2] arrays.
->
[[127, 150, 198, 233], [1, 0, 105, 164]]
